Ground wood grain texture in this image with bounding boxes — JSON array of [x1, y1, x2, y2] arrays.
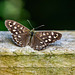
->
[[0, 31, 75, 75]]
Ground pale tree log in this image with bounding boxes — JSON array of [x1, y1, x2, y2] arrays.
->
[[0, 31, 75, 75]]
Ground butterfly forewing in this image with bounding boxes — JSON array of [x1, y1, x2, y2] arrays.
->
[[5, 20, 30, 46], [30, 31, 62, 50], [5, 20, 30, 34]]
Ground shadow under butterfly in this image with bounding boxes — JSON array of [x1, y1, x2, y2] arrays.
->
[[5, 20, 62, 51]]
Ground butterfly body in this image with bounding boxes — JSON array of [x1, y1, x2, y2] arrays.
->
[[5, 20, 62, 51], [30, 28, 35, 37]]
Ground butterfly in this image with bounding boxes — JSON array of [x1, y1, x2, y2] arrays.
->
[[5, 20, 62, 51]]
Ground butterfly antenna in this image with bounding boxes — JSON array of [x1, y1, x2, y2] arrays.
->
[[27, 20, 33, 29], [34, 25, 45, 29]]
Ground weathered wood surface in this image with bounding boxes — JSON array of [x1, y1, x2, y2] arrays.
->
[[0, 31, 75, 75], [0, 31, 75, 55]]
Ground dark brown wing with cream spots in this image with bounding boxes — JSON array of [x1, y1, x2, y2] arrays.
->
[[5, 20, 30, 46], [30, 31, 62, 51], [12, 33, 30, 47], [5, 20, 30, 34]]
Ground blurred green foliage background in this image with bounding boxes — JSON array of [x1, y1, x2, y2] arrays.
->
[[0, 0, 75, 31]]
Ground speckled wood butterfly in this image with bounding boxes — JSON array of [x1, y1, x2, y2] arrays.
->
[[5, 20, 62, 51]]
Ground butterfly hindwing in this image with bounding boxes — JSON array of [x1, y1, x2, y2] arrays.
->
[[12, 33, 30, 47], [30, 31, 62, 50], [5, 20, 30, 46], [30, 34, 47, 50]]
